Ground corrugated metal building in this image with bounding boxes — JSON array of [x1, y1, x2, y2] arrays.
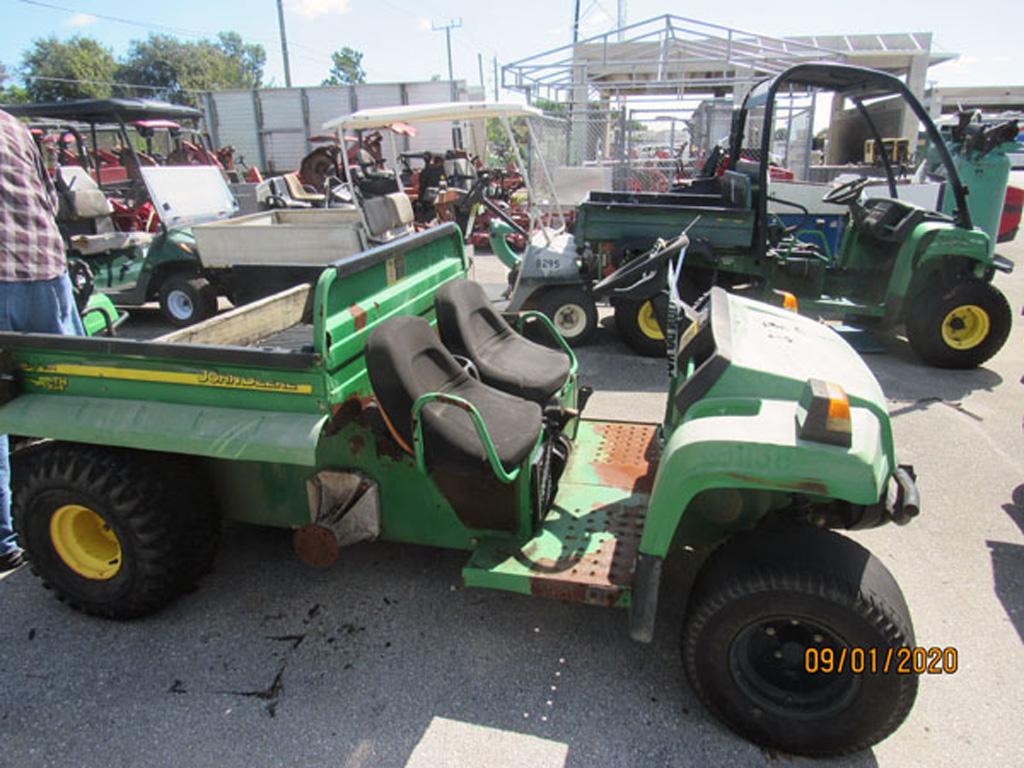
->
[[204, 80, 483, 174]]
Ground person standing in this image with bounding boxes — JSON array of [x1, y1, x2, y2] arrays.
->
[[0, 108, 84, 571]]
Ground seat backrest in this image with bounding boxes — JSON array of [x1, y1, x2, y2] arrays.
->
[[55, 166, 114, 226], [720, 170, 752, 209], [283, 172, 325, 202], [435, 279, 510, 358], [366, 315, 469, 449], [443, 158, 475, 190], [57, 165, 100, 193], [363, 192, 414, 238], [419, 163, 445, 194]]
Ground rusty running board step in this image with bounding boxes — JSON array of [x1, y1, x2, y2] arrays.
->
[[462, 420, 658, 608]]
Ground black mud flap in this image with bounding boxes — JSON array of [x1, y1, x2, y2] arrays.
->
[[629, 553, 663, 643]]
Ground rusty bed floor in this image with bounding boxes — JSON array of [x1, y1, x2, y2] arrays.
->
[[463, 420, 660, 607]]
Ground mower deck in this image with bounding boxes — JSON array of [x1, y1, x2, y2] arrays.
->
[[463, 420, 659, 608]]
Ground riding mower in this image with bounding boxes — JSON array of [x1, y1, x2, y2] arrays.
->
[[516, 64, 1015, 367]]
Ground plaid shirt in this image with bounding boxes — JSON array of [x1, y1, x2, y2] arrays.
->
[[0, 109, 67, 282]]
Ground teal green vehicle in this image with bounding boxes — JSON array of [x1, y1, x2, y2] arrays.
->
[[8, 100, 220, 325], [1, 225, 921, 756], [567, 64, 1015, 367], [9, 99, 333, 327]]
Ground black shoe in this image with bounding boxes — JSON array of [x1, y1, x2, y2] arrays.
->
[[0, 548, 25, 573]]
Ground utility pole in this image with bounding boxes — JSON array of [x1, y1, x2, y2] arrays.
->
[[616, 0, 626, 40], [275, 0, 292, 88], [572, 0, 581, 44], [477, 53, 485, 94], [431, 19, 462, 82], [432, 19, 462, 147]]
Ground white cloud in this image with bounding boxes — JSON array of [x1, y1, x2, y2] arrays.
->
[[287, 0, 351, 19], [66, 12, 97, 27]]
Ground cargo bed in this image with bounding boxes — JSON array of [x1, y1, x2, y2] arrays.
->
[[0, 224, 469, 464]]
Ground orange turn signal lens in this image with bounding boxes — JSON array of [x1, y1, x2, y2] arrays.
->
[[824, 382, 851, 433], [797, 379, 852, 447]]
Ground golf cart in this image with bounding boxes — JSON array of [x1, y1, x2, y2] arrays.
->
[[2, 223, 921, 756], [6, 100, 226, 325], [6, 99, 413, 326], [322, 101, 566, 245], [523, 64, 1015, 367]]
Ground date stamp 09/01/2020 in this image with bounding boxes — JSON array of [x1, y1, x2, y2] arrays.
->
[[804, 646, 959, 675]]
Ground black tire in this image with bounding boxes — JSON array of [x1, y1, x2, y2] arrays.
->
[[614, 297, 667, 357], [613, 275, 700, 357], [534, 286, 598, 347], [682, 527, 917, 757], [159, 274, 218, 327], [905, 278, 1011, 368], [11, 443, 219, 619]]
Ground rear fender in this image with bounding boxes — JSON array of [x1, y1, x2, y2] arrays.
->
[[487, 220, 522, 271], [640, 401, 891, 557]]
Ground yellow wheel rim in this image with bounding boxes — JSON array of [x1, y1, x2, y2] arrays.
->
[[941, 304, 990, 350], [49, 504, 122, 580], [637, 300, 664, 340]]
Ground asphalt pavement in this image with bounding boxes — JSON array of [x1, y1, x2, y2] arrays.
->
[[1, 241, 1022, 767]]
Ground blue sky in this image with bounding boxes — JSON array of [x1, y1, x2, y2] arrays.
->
[[1, 0, 1018, 92]]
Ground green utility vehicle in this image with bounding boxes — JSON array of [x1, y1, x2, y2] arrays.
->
[[1, 224, 921, 756], [68, 258, 127, 337], [566, 64, 1015, 366], [6, 99, 347, 327]]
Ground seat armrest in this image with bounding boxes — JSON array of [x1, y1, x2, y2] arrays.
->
[[411, 392, 532, 483], [511, 311, 578, 375]]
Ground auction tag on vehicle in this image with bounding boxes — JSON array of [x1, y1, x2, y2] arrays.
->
[[385, 256, 405, 286]]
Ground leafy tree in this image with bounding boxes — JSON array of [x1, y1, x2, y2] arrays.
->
[[119, 33, 267, 104], [21, 36, 117, 101], [216, 31, 266, 88], [0, 62, 28, 105], [322, 47, 366, 86]]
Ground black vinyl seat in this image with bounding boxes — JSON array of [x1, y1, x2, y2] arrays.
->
[[435, 280, 571, 404], [366, 316, 542, 476]]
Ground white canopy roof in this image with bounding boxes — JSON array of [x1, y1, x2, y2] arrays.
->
[[323, 101, 543, 131]]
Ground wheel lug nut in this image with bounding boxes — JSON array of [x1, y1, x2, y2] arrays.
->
[[773, 651, 783, 659], [813, 633, 824, 643], [765, 627, 776, 636], [789, 619, 800, 626]]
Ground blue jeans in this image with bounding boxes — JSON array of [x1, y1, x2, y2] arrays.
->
[[0, 274, 85, 555]]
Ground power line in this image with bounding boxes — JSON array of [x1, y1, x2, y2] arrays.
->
[[21, 73, 207, 93], [17, 0, 213, 39], [14, 0, 331, 68]]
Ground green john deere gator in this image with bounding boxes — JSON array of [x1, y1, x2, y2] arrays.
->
[[1, 224, 920, 756]]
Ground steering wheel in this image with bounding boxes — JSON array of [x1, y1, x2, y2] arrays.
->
[[823, 176, 872, 205], [592, 232, 690, 295]]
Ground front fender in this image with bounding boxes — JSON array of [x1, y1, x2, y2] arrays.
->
[[640, 399, 891, 556], [886, 222, 992, 307]]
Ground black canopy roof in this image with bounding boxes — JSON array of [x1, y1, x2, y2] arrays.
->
[[1, 98, 201, 123]]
